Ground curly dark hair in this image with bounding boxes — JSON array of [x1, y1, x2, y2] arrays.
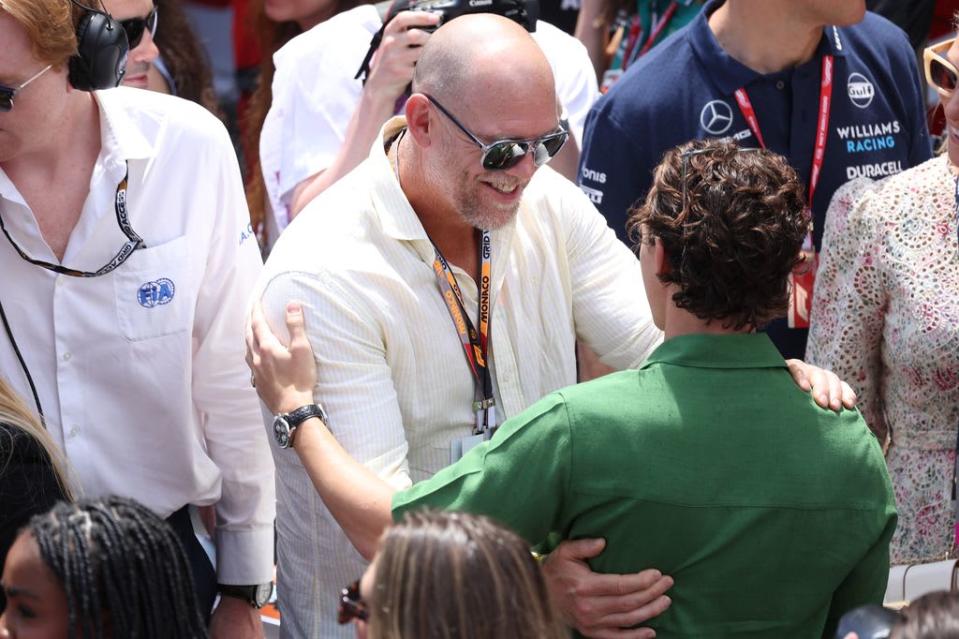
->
[[627, 138, 808, 330]]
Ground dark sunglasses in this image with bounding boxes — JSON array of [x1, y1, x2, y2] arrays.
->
[[0, 65, 52, 113], [337, 580, 369, 625], [925, 37, 957, 96], [424, 94, 569, 171], [121, 7, 159, 49]]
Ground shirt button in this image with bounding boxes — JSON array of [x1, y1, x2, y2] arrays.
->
[[776, 80, 785, 90], [62, 352, 72, 362], [55, 278, 64, 287], [68, 425, 80, 438]]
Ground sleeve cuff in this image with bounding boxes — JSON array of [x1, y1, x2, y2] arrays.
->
[[215, 525, 275, 585]]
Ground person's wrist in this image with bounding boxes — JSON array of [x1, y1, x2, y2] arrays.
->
[[276, 393, 315, 415]]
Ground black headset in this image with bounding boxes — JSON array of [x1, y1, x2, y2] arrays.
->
[[68, 0, 129, 91]]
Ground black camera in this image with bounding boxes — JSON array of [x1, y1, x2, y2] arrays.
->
[[355, 0, 540, 81]]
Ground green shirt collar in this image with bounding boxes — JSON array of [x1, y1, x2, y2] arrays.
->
[[641, 333, 787, 371]]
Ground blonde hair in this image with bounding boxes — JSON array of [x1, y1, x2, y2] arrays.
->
[[0, 376, 75, 500], [0, 0, 78, 68], [369, 510, 565, 639]]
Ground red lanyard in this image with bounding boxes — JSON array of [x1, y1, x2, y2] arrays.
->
[[734, 54, 834, 218], [431, 231, 496, 435]]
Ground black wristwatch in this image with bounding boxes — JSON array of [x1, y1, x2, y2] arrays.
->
[[273, 403, 329, 449], [218, 582, 273, 608]]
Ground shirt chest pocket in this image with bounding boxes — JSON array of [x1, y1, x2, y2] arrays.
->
[[114, 235, 193, 341]]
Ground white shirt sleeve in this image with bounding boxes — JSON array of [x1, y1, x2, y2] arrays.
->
[[191, 125, 276, 585], [259, 270, 413, 489], [554, 171, 664, 368]]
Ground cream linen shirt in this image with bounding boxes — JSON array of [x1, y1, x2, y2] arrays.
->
[[0, 87, 275, 585], [258, 117, 661, 637]]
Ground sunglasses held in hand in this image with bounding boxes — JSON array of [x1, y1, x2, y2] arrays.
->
[[425, 94, 569, 170], [925, 36, 957, 96], [337, 579, 369, 625]]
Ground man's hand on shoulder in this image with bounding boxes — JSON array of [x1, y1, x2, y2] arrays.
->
[[209, 596, 265, 639], [542, 538, 672, 638]]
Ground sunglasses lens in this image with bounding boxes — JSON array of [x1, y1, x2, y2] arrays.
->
[[931, 58, 958, 93], [122, 9, 156, 49], [0, 93, 12, 113], [542, 132, 568, 157], [483, 143, 524, 170], [123, 20, 146, 48]]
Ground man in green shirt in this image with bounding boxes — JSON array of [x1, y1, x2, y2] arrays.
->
[[390, 140, 897, 637]]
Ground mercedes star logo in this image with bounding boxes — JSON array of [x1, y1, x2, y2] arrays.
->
[[700, 99, 734, 135]]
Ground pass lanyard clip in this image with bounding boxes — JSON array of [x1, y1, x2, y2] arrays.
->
[[431, 230, 496, 436]]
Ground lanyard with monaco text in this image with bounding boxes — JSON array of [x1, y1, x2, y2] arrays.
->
[[430, 230, 496, 436], [733, 54, 835, 328]]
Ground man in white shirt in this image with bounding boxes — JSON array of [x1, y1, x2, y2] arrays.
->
[[255, 13, 854, 639], [0, 3, 274, 637]]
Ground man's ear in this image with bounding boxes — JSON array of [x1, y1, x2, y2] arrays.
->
[[654, 238, 671, 278], [404, 94, 433, 148]]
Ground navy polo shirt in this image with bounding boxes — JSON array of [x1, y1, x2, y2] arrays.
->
[[578, 0, 932, 358]]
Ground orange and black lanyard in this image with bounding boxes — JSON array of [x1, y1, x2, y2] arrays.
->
[[733, 54, 835, 247], [430, 230, 496, 436]]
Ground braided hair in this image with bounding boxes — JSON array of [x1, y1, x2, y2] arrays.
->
[[26, 496, 208, 639]]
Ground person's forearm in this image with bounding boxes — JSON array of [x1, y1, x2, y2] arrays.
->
[[574, 0, 610, 81], [290, 89, 398, 217], [293, 416, 395, 560]]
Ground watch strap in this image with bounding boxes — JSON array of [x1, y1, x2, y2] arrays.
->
[[285, 403, 328, 428], [218, 582, 272, 608]]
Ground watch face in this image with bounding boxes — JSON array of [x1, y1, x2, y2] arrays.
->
[[254, 582, 274, 607], [273, 416, 292, 448]]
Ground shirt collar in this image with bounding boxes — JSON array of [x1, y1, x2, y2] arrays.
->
[[93, 88, 155, 165], [641, 332, 787, 371], [690, 0, 848, 96], [369, 116, 430, 244]]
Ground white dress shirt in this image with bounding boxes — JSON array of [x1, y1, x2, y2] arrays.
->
[[258, 117, 662, 637], [259, 5, 599, 244], [0, 87, 275, 585]]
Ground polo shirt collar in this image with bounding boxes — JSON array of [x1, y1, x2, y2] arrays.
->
[[641, 332, 786, 370], [690, 0, 848, 96]]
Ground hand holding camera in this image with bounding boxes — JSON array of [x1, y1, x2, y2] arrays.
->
[[366, 10, 441, 101]]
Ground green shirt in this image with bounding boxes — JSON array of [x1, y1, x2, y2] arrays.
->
[[393, 333, 897, 638]]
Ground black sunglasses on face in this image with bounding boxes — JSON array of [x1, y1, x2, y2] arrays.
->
[[337, 580, 369, 625], [424, 94, 569, 171], [0, 65, 52, 113], [121, 7, 159, 49]]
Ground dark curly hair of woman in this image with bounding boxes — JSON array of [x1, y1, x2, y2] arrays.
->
[[626, 138, 808, 330]]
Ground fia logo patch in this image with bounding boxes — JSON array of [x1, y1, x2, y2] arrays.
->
[[137, 278, 176, 308]]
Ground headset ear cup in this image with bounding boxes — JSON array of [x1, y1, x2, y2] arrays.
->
[[68, 11, 129, 91]]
